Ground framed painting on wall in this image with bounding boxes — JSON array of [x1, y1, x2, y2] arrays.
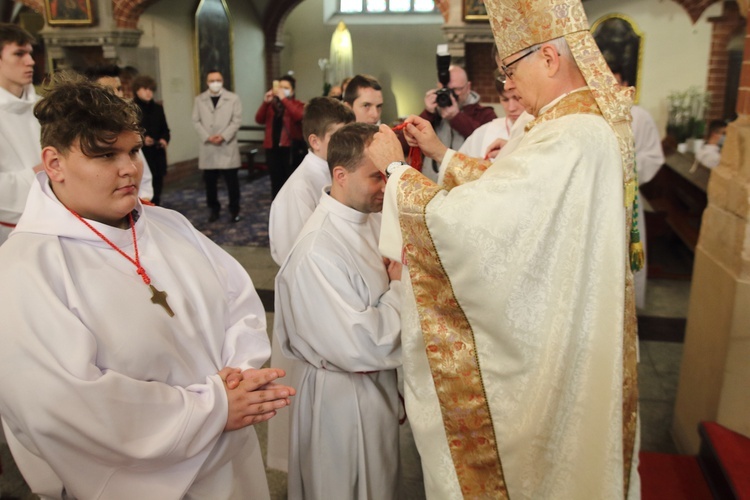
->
[[591, 13, 644, 103], [44, 0, 94, 26], [194, 0, 234, 93], [464, 0, 488, 21]]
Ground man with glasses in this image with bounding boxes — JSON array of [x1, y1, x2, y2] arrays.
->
[[364, 0, 641, 497], [419, 65, 496, 181]]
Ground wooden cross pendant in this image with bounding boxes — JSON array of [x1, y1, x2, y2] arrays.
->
[[149, 284, 175, 317]]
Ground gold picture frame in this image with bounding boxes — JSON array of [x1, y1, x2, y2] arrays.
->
[[591, 13, 644, 103], [194, 0, 235, 93], [463, 0, 488, 22], [44, 0, 94, 26]]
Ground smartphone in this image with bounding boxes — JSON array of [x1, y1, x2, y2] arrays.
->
[[272, 80, 280, 92]]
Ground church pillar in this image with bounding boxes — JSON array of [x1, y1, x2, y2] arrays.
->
[[672, 1, 750, 454]]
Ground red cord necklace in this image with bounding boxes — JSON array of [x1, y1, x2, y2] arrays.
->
[[392, 122, 423, 172], [67, 209, 175, 317]]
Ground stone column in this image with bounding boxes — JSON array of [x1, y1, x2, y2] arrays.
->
[[671, 4, 750, 454]]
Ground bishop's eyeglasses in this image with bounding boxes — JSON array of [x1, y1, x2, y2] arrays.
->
[[499, 47, 540, 83]]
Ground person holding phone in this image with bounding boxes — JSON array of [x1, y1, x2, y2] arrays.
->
[[255, 75, 305, 198]]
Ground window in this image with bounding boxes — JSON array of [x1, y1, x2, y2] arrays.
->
[[339, 0, 436, 14]]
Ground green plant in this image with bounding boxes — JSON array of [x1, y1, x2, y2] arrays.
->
[[666, 87, 710, 142]]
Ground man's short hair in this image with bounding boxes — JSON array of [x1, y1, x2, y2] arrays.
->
[[343, 74, 381, 106], [0, 23, 34, 52], [302, 97, 355, 145], [526, 37, 573, 62], [205, 68, 222, 78], [132, 74, 157, 93], [327, 122, 378, 174], [82, 64, 120, 82], [280, 74, 296, 90], [34, 72, 142, 156]]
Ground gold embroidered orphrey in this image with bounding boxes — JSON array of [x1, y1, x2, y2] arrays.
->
[[397, 169, 508, 498]]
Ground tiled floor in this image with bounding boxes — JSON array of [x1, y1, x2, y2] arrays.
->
[[0, 245, 692, 499]]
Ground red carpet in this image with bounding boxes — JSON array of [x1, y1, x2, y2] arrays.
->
[[639, 452, 712, 500], [700, 421, 750, 498]]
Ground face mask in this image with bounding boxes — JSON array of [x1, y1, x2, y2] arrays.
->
[[208, 81, 223, 94], [283, 88, 292, 98]]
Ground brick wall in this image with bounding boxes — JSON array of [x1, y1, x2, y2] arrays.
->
[[737, 7, 750, 115], [465, 42, 499, 103], [705, 1, 746, 121]]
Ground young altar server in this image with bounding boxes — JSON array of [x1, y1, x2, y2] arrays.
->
[[268, 96, 355, 265], [0, 73, 294, 499], [274, 122, 403, 499], [266, 97, 355, 473]]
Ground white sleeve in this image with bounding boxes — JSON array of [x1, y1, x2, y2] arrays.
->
[[696, 144, 721, 169], [0, 271, 229, 495], [269, 188, 317, 266], [276, 241, 402, 372], [0, 167, 35, 224], [379, 164, 412, 261], [632, 108, 665, 184]]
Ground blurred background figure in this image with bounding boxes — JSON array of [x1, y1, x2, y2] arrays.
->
[[327, 85, 342, 99], [133, 74, 171, 206], [695, 119, 727, 169], [255, 74, 305, 198], [119, 65, 139, 100]]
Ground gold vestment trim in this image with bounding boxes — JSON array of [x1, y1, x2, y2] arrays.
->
[[397, 169, 508, 498], [443, 152, 491, 190]]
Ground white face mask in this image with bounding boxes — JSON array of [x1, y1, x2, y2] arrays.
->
[[208, 81, 223, 94], [282, 88, 292, 98]]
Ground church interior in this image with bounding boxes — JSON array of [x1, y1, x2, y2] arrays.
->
[[1, 0, 749, 497]]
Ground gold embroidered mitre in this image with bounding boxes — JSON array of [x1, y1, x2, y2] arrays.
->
[[484, 0, 636, 208]]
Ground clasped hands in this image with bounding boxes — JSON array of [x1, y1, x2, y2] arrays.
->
[[218, 367, 296, 431]]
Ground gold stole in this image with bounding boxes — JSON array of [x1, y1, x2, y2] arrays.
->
[[397, 169, 508, 498], [396, 88, 638, 499]]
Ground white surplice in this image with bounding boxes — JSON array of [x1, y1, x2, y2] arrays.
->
[[269, 150, 330, 266], [267, 150, 330, 472], [381, 96, 639, 499], [458, 116, 513, 159], [0, 84, 40, 245], [0, 173, 272, 500], [275, 192, 402, 500], [631, 105, 665, 309]]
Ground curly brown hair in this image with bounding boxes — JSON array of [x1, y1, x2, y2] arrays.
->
[[34, 72, 142, 156]]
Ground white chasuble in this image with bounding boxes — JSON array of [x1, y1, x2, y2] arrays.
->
[[275, 192, 402, 500], [0, 174, 271, 500], [381, 91, 639, 499]]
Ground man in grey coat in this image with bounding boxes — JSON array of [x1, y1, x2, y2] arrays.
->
[[192, 69, 243, 222]]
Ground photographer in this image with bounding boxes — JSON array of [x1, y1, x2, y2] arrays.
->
[[420, 65, 496, 180]]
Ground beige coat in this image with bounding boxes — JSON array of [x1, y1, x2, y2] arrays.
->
[[192, 89, 243, 170]]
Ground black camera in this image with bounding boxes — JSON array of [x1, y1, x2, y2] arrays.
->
[[435, 52, 454, 108]]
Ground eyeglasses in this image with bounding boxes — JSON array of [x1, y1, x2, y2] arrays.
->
[[499, 47, 540, 83]]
